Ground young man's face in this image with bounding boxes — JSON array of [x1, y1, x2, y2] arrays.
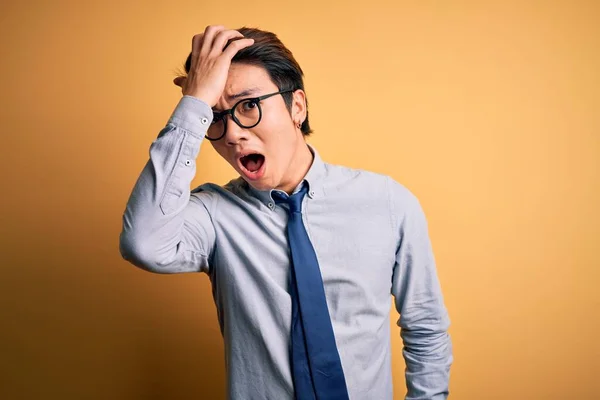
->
[[209, 63, 308, 192]]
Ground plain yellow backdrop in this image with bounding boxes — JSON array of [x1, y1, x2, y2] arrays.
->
[[1, 0, 598, 399]]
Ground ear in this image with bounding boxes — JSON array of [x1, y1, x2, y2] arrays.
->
[[291, 89, 307, 124]]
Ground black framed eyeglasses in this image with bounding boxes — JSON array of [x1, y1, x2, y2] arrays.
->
[[205, 88, 296, 141]]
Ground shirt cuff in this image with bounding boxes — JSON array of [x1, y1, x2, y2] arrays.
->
[[167, 95, 214, 138]]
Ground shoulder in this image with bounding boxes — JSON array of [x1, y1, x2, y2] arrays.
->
[[322, 161, 389, 191], [322, 162, 427, 234], [324, 161, 417, 204], [385, 176, 429, 233], [386, 175, 420, 209]]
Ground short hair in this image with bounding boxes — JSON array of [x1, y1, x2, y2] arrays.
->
[[181, 27, 313, 136]]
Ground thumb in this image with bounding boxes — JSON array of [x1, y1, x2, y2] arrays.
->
[[173, 76, 186, 87]]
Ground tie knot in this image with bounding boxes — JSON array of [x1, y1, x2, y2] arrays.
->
[[272, 182, 309, 214]]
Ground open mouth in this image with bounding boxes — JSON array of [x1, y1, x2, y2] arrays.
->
[[239, 153, 266, 180], [241, 153, 264, 172]]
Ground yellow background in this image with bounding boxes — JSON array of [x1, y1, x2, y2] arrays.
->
[[1, 0, 598, 399]]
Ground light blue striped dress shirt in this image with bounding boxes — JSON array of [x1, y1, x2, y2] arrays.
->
[[119, 95, 453, 400]]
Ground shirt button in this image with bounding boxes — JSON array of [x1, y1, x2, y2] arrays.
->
[[309, 191, 315, 197], [200, 117, 208, 124], [268, 202, 274, 209], [185, 160, 192, 166]]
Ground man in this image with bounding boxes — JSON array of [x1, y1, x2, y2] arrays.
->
[[120, 25, 453, 400]]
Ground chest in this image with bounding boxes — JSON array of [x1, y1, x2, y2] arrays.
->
[[213, 192, 397, 301]]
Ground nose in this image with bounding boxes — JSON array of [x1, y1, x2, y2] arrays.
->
[[224, 115, 249, 146]]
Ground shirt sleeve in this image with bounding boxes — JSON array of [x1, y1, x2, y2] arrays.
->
[[387, 176, 453, 400], [119, 95, 217, 274]]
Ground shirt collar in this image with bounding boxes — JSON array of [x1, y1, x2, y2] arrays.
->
[[246, 143, 326, 207]]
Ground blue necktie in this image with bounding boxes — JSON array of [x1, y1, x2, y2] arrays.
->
[[273, 182, 350, 400]]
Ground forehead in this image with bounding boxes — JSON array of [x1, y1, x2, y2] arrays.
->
[[224, 63, 276, 97]]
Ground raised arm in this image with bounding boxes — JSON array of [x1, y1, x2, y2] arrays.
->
[[119, 25, 255, 274], [119, 97, 217, 273], [388, 177, 453, 399]]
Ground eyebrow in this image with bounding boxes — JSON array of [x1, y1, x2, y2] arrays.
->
[[212, 87, 262, 112], [228, 87, 261, 101]]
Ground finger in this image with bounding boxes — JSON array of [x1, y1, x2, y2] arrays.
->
[[222, 38, 255, 60], [184, 51, 192, 74], [200, 25, 226, 58], [190, 33, 203, 69], [210, 30, 244, 56]]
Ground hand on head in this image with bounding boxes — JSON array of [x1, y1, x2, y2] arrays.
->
[[173, 25, 255, 106]]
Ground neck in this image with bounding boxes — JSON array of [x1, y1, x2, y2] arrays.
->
[[278, 141, 313, 194]]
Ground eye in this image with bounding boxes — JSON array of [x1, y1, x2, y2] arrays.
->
[[242, 100, 258, 111]]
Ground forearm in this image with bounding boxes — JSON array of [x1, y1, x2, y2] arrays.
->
[[401, 318, 453, 399], [119, 96, 214, 273], [396, 233, 453, 400], [398, 259, 452, 399]]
